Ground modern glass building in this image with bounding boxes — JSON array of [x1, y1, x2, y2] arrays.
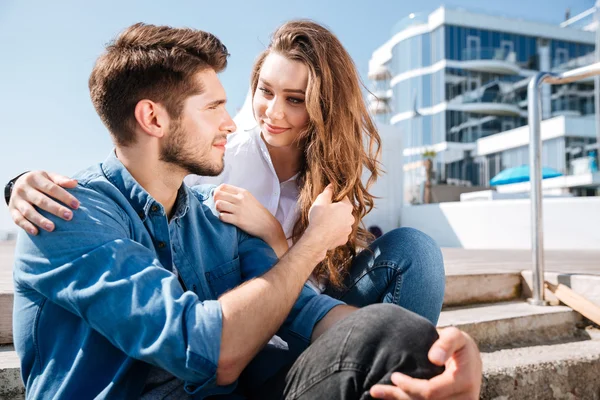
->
[[368, 7, 598, 203]]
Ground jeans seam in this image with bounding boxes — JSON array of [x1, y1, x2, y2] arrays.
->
[[336, 262, 403, 302], [33, 297, 47, 376], [287, 325, 356, 398], [286, 362, 371, 399]]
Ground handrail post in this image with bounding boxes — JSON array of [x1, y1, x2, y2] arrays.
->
[[527, 72, 551, 306]]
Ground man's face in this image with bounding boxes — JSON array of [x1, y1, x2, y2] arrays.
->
[[160, 69, 236, 176]]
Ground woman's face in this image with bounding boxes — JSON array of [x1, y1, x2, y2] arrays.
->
[[253, 52, 310, 149]]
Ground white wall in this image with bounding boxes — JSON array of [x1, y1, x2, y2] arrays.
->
[[362, 124, 403, 234], [401, 197, 600, 249]]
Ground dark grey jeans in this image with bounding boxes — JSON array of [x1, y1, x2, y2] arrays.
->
[[240, 303, 444, 400]]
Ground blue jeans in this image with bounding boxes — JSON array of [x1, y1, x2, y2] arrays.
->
[[244, 304, 444, 400], [236, 228, 446, 398], [324, 227, 445, 325]]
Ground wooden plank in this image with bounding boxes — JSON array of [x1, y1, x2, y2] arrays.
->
[[546, 281, 600, 325]]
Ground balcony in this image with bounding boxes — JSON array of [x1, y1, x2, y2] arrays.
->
[[449, 81, 525, 117], [368, 89, 392, 102], [552, 53, 596, 83], [460, 47, 520, 75], [368, 99, 391, 115]]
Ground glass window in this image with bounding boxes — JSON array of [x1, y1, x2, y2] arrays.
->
[[491, 31, 500, 48], [421, 115, 433, 145], [457, 26, 465, 60], [481, 29, 490, 49], [422, 33, 431, 67], [422, 74, 431, 108], [518, 35, 527, 63]]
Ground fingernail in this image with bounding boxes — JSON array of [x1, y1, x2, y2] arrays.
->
[[430, 347, 447, 364], [28, 229, 36, 235], [370, 387, 383, 398], [71, 201, 79, 209], [63, 211, 72, 220], [44, 223, 53, 231]]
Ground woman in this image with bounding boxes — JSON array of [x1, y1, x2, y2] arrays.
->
[[7, 20, 445, 324]]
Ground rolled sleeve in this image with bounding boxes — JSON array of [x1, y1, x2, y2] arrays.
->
[[284, 286, 345, 344]]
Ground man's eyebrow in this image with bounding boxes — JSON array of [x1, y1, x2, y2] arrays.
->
[[206, 99, 227, 108], [260, 79, 305, 95]]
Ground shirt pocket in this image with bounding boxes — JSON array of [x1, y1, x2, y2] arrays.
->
[[205, 257, 241, 298]]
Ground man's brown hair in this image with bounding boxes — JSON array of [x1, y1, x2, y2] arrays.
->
[[89, 23, 229, 146]]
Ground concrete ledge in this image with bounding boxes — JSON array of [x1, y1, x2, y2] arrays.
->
[[444, 273, 521, 307], [438, 301, 582, 350], [481, 337, 600, 400], [521, 271, 600, 307], [0, 292, 13, 345], [0, 346, 24, 399]]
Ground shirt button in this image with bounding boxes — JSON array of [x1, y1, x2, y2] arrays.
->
[[157, 241, 166, 249], [151, 205, 159, 212], [137, 211, 145, 219]]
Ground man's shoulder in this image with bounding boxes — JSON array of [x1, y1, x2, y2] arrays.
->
[[68, 165, 126, 206], [58, 164, 131, 228], [188, 184, 219, 217]]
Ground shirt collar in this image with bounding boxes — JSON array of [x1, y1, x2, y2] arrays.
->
[[101, 150, 191, 221]]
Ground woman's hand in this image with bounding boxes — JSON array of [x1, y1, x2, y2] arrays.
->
[[9, 171, 80, 235], [213, 184, 289, 257]]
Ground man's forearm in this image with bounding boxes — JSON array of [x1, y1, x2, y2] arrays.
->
[[311, 304, 357, 342], [216, 232, 325, 384]]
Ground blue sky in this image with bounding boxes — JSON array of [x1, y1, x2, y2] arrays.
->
[[0, 0, 594, 233]]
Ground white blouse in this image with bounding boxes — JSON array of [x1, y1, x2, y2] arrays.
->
[[184, 127, 325, 293], [184, 126, 300, 242]]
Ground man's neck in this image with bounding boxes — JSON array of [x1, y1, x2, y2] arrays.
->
[[115, 147, 184, 218]]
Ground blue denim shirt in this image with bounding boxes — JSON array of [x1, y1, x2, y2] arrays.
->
[[13, 152, 344, 399]]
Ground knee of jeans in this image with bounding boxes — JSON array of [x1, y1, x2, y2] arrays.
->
[[351, 304, 436, 342], [380, 228, 444, 278]]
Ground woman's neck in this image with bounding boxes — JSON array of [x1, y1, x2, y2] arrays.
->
[[264, 139, 303, 183]]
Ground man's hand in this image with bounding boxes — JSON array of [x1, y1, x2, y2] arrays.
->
[[370, 328, 482, 400], [305, 184, 355, 256]]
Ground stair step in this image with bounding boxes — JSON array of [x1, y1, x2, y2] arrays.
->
[[481, 333, 600, 400], [444, 273, 521, 307], [521, 271, 600, 307], [438, 301, 582, 350], [0, 345, 24, 399]]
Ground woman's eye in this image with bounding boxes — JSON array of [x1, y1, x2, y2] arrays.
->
[[288, 97, 304, 104], [259, 87, 272, 95]]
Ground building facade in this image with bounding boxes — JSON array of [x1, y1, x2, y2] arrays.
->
[[368, 7, 597, 203]]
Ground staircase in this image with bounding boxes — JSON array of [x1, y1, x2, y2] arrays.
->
[[1, 242, 599, 399]]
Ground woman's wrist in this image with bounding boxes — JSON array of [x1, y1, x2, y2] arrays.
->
[[264, 218, 289, 258]]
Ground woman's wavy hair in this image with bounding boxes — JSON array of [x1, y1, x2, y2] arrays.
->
[[250, 20, 382, 288]]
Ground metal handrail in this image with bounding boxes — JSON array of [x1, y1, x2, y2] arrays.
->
[[527, 61, 600, 305]]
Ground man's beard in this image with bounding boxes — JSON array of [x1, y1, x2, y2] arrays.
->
[[160, 121, 225, 177]]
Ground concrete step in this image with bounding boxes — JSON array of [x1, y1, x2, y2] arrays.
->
[[0, 242, 13, 346], [438, 301, 584, 351], [444, 273, 521, 307], [522, 270, 600, 307], [481, 331, 600, 400], [0, 345, 24, 399]]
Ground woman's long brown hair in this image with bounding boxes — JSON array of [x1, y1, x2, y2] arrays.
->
[[250, 20, 382, 288]]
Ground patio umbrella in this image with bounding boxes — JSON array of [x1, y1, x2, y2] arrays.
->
[[490, 165, 562, 186]]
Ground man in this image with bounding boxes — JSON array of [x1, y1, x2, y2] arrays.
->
[[12, 23, 481, 399]]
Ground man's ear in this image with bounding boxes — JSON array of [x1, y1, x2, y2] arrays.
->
[[133, 99, 170, 138]]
